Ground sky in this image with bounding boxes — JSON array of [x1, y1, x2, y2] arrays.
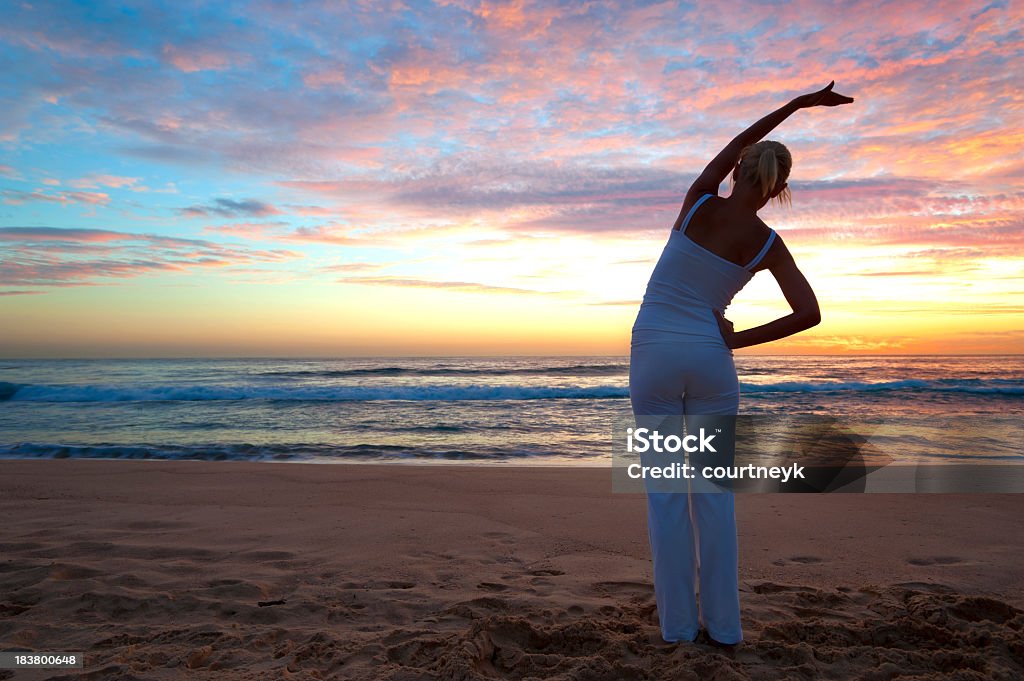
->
[[1, 0, 1022, 358]]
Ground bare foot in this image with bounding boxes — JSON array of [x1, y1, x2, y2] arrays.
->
[[697, 628, 740, 651]]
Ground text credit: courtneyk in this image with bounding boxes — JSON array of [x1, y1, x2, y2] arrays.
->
[[624, 427, 806, 482]]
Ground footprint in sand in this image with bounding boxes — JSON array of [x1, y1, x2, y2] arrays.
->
[[590, 581, 654, 599], [341, 580, 416, 590], [0, 541, 45, 553], [771, 555, 825, 566], [949, 596, 1022, 624], [527, 568, 565, 576], [122, 519, 193, 531], [0, 602, 32, 617], [906, 556, 966, 566], [238, 550, 297, 562], [199, 578, 264, 599], [1, 562, 53, 591], [476, 582, 510, 592], [481, 531, 517, 546], [746, 581, 817, 595], [48, 563, 104, 581]]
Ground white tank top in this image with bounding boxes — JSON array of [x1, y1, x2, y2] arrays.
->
[[631, 193, 776, 346]]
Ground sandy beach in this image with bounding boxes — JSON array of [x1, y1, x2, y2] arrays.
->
[[1, 459, 1023, 680]]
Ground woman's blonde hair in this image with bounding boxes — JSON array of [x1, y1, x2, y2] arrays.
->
[[732, 140, 792, 207]]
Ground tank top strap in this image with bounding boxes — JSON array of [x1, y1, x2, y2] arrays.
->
[[744, 229, 777, 270], [678, 193, 715, 234]]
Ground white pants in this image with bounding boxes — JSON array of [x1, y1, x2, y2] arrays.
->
[[629, 339, 743, 644]]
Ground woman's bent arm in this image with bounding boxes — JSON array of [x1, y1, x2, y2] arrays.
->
[[726, 308, 820, 350], [715, 238, 820, 350]]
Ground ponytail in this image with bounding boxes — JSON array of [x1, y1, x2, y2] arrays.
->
[[757, 147, 778, 200]]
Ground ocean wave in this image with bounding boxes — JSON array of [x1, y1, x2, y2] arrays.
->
[[0, 442, 573, 462], [256, 363, 628, 378], [0, 382, 629, 402], [739, 378, 1024, 395], [0, 381, 21, 401], [1, 377, 1021, 403]]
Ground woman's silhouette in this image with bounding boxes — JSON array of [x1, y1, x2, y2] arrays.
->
[[629, 81, 853, 646]]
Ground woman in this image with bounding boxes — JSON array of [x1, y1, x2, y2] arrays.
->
[[629, 81, 854, 646]]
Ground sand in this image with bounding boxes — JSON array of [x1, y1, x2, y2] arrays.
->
[[1, 459, 1023, 680]]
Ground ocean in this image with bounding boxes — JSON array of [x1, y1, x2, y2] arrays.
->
[[0, 356, 1021, 465]]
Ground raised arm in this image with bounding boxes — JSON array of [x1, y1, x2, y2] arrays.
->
[[679, 82, 854, 212], [714, 237, 820, 350], [686, 102, 799, 202]]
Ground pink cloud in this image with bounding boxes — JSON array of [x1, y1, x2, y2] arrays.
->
[[1, 189, 110, 206], [68, 174, 142, 190], [284, 204, 340, 217], [0, 226, 304, 291], [162, 44, 240, 73], [202, 221, 291, 238], [0, 227, 132, 243], [302, 68, 347, 89], [281, 225, 366, 246], [338, 276, 561, 295]]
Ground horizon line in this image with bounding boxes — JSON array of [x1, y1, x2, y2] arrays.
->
[[1, 353, 1022, 361]]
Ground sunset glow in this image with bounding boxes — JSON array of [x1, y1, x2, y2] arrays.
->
[[1, 0, 1022, 356]]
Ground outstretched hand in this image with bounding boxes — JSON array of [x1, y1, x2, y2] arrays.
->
[[793, 80, 854, 109]]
